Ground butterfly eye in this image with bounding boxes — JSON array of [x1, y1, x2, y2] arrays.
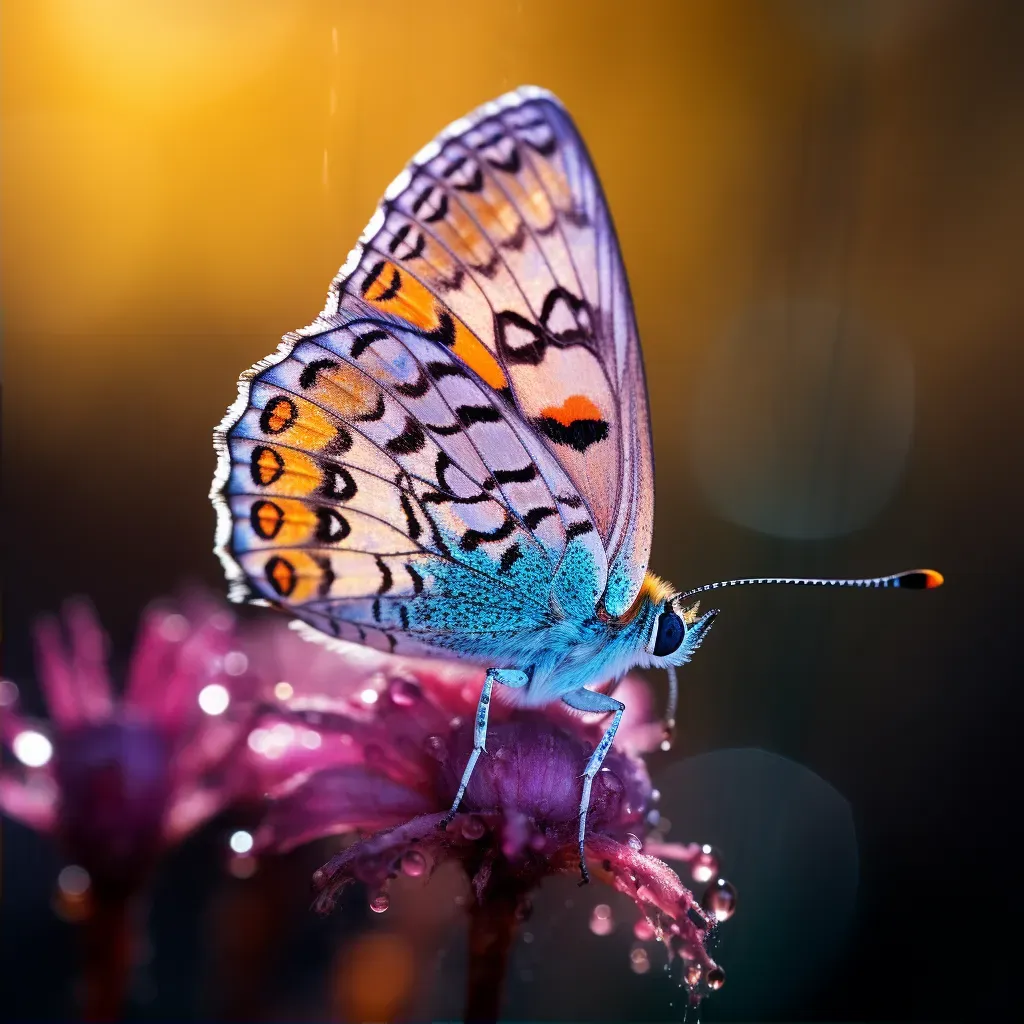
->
[[652, 608, 685, 657]]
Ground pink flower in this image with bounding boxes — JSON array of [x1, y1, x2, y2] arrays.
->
[[249, 627, 732, 1007], [0, 596, 263, 897]]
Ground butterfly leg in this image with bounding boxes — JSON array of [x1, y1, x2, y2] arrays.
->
[[440, 667, 529, 828], [561, 686, 625, 884]]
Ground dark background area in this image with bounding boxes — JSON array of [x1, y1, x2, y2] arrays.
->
[[3, 1, 1022, 1019]]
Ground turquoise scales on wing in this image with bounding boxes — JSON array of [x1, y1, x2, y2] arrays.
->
[[211, 86, 943, 882]]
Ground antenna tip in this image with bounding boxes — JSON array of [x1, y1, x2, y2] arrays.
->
[[898, 569, 944, 590]]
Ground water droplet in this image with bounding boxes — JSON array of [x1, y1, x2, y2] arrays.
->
[[691, 846, 719, 884], [272, 680, 293, 700], [388, 676, 421, 706], [589, 903, 614, 936], [401, 851, 426, 877], [424, 734, 447, 760], [661, 720, 678, 751], [706, 965, 726, 990], [634, 917, 656, 941], [312, 867, 328, 889], [159, 613, 189, 642], [650, 788, 661, 804], [369, 892, 390, 913], [57, 864, 90, 897], [702, 878, 737, 922], [522, 930, 534, 944], [223, 651, 248, 676], [461, 815, 486, 840], [626, 833, 643, 852], [630, 946, 651, 974]]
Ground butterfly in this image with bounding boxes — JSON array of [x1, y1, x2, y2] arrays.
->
[[211, 87, 943, 881]]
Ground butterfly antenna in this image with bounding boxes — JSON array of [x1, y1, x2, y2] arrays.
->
[[678, 568, 943, 601]]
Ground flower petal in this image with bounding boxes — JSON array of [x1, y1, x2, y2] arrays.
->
[[256, 765, 432, 855], [0, 772, 57, 832]]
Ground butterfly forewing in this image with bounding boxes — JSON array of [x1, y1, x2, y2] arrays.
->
[[213, 87, 655, 656]]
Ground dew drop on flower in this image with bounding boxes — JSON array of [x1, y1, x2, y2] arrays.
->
[[229, 830, 254, 855], [401, 850, 426, 877], [198, 683, 230, 716], [423, 734, 447, 760], [57, 864, 91, 897], [300, 729, 322, 750], [0, 679, 19, 707], [461, 815, 486, 840], [13, 730, 53, 767], [159, 613, 190, 642], [626, 833, 643, 852], [273, 680, 293, 700], [589, 903, 614, 936], [360, 687, 379, 705], [388, 676, 421, 706], [369, 892, 390, 913], [634, 917, 656, 941], [650, 788, 661, 804], [703, 878, 737, 922], [223, 651, 248, 676], [706, 965, 726, 990], [691, 845, 719, 883], [630, 946, 651, 974]]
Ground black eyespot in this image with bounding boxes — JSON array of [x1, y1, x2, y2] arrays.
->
[[653, 609, 685, 657]]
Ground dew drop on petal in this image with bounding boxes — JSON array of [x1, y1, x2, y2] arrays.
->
[[224, 651, 248, 676], [13, 730, 53, 767], [626, 833, 643, 852], [369, 892, 390, 913], [634, 917, 656, 941], [630, 946, 651, 974], [159, 613, 189, 642], [388, 676, 421, 707], [703, 878, 737, 922], [229, 830, 254, 855], [461, 815, 486, 840], [0, 679, 19, 706], [401, 850, 426, 877], [691, 845, 719, 884], [650, 788, 661, 804], [424, 734, 447, 761], [589, 903, 614, 936], [58, 864, 91, 897], [360, 687, 379, 705], [198, 683, 230, 716], [706, 965, 726, 990], [273, 680, 293, 700]]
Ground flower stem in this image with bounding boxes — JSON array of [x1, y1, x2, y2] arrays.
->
[[79, 893, 135, 1022], [464, 886, 520, 1024]]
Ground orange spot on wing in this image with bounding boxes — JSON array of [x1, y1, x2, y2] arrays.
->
[[540, 394, 603, 426], [451, 326, 507, 390], [364, 260, 507, 390]]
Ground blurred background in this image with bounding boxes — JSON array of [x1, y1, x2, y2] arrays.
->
[[2, 0, 1022, 1019]]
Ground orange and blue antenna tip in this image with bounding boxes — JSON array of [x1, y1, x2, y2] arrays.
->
[[897, 569, 944, 589]]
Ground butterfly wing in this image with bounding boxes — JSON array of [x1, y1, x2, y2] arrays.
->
[[211, 87, 652, 657], [326, 88, 654, 617]]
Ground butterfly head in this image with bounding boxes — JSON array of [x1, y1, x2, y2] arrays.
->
[[646, 594, 719, 668]]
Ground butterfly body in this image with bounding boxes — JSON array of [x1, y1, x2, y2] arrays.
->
[[212, 87, 940, 879]]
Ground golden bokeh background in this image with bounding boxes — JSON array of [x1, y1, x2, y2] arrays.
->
[[3, 0, 1022, 1019]]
